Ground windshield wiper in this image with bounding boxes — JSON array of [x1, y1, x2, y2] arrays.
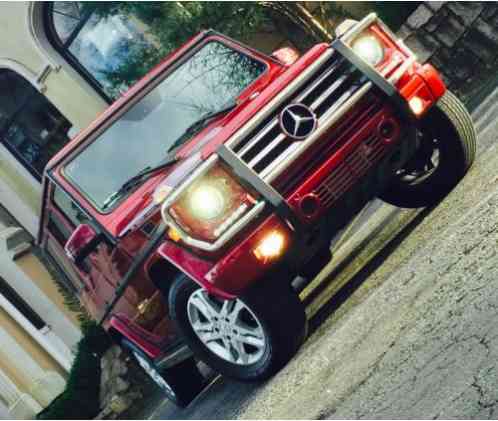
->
[[171, 100, 238, 150], [101, 154, 179, 210], [101, 102, 237, 211]]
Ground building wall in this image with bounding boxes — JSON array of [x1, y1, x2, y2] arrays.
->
[[0, 310, 66, 381], [15, 252, 81, 328], [0, 222, 78, 418]]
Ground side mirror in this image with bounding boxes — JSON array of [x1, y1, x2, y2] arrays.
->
[[64, 224, 101, 266], [270, 47, 300, 66]]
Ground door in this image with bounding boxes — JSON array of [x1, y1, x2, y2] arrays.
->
[[41, 182, 173, 342]]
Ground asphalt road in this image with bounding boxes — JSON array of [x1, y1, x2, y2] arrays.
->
[[147, 88, 498, 420]]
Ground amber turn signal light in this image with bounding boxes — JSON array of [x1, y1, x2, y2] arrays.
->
[[253, 230, 286, 263], [167, 226, 182, 242]]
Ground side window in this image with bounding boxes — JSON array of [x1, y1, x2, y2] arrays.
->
[[53, 186, 90, 228], [45, 185, 90, 248], [44, 184, 91, 290], [46, 185, 94, 290]]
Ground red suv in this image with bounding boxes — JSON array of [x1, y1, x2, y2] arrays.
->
[[38, 14, 475, 405]]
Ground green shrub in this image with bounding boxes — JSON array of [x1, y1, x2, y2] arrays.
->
[[37, 321, 113, 420]]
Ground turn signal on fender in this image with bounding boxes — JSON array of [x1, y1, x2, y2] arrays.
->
[[253, 230, 286, 263]]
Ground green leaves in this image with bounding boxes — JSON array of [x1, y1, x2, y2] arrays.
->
[[87, 2, 269, 97], [37, 322, 112, 419]]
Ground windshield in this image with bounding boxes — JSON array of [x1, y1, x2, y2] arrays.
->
[[63, 41, 266, 211]]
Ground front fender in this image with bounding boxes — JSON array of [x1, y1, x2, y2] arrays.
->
[[157, 214, 292, 299], [156, 241, 235, 299]]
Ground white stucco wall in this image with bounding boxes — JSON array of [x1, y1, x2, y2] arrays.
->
[[0, 227, 81, 350]]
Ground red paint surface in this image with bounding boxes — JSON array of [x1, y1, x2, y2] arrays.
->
[[108, 314, 164, 359]]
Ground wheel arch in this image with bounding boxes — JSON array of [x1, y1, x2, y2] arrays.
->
[[146, 256, 182, 302]]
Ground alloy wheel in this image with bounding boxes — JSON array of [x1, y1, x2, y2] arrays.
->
[[187, 289, 267, 366]]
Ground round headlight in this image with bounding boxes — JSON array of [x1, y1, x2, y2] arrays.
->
[[351, 34, 384, 66], [189, 184, 226, 220]]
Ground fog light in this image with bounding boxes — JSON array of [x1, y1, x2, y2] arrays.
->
[[253, 231, 286, 262], [409, 96, 425, 116], [168, 226, 182, 242]]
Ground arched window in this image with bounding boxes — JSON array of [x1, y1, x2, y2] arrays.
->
[[0, 71, 71, 180], [45, 2, 164, 101]]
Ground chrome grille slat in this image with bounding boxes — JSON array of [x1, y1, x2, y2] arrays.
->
[[247, 133, 287, 169], [294, 58, 344, 104], [259, 141, 301, 180], [260, 82, 371, 182], [226, 48, 374, 189], [309, 71, 352, 110], [226, 50, 334, 151], [237, 118, 279, 157], [238, 56, 344, 162]]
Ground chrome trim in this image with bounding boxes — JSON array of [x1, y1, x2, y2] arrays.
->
[[237, 119, 279, 157], [294, 58, 344, 104], [309, 73, 350, 110], [160, 155, 266, 252], [262, 82, 373, 183], [248, 133, 286, 169], [340, 13, 378, 44], [227, 14, 417, 184], [156, 343, 193, 369], [342, 13, 417, 65], [226, 49, 334, 150]]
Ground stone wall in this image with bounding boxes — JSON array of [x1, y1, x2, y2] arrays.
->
[[398, 2, 498, 105], [96, 346, 158, 420]]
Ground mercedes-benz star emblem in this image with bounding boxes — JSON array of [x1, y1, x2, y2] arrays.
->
[[279, 103, 318, 140]]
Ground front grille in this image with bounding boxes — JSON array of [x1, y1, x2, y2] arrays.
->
[[315, 133, 389, 208], [228, 52, 368, 183]]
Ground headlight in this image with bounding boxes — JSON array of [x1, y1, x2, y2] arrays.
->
[[164, 159, 259, 243], [189, 184, 226, 220], [351, 33, 384, 66]]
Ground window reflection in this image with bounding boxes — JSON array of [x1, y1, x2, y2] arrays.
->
[[0, 71, 72, 180], [64, 41, 266, 210], [49, 2, 158, 99]]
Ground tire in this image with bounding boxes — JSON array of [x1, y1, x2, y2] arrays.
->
[[379, 90, 476, 208], [121, 339, 205, 407], [168, 271, 307, 382]]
